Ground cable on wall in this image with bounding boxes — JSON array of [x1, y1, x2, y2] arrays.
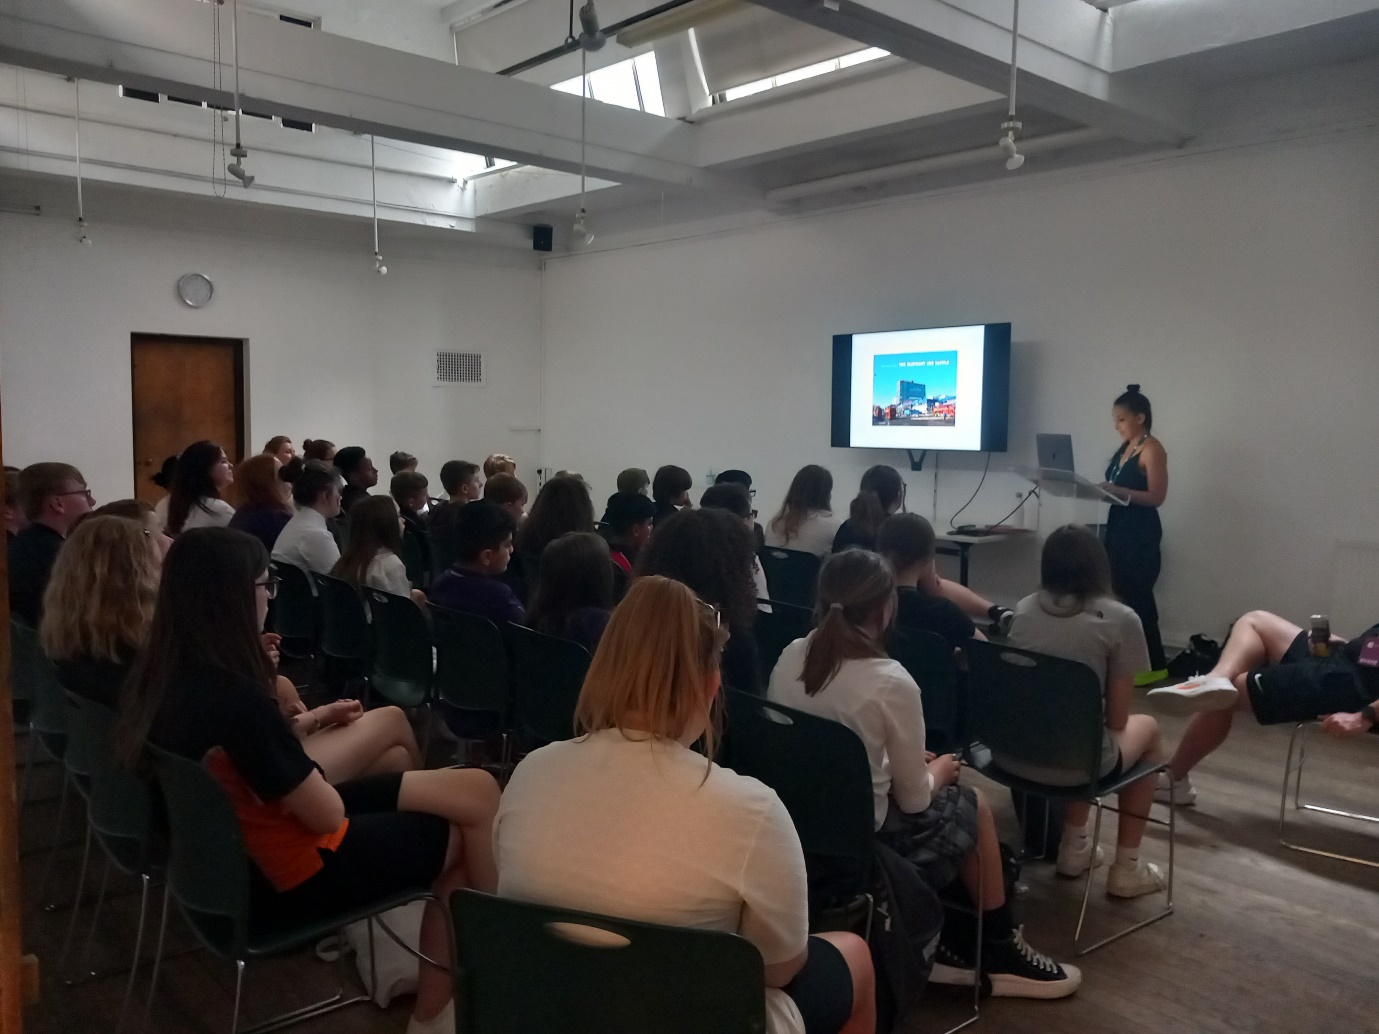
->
[[72, 78, 90, 245], [371, 134, 387, 274]]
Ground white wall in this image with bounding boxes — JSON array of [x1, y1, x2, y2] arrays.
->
[[0, 215, 543, 504], [540, 128, 1379, 643]]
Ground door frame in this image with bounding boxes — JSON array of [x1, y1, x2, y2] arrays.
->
[[129, 333, 248, 491]]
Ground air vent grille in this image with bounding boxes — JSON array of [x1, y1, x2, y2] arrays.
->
[[436, 351, 484, 386]]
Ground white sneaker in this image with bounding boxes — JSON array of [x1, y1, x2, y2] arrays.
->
[[406, 1000, 455, 1034], [1055, 839, 1106, 878], [1107, 859, 1166, 899], [1146, 676, 1238, 716], [1154, 772, 1197, 807]]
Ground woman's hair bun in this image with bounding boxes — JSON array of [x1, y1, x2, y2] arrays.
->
[[1126, 383, 1141, 393]]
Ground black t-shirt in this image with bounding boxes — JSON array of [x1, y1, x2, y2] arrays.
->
[[894, 586, 975, 649], [723, 624, 762, 695], [8, 523, 65, 627], [55, 652, 135, 711], [150, 664, 315, 804], [832, 519, 876, 554], [427, 501, 462, 574]]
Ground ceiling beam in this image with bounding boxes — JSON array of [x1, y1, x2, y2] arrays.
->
[[0, 0, 762, 199], [747, 0, 1196, 144]]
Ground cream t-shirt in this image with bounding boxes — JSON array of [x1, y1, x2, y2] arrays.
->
[[763, 510, 842, 558], [495, 728, 810, 1034], [364, 551, 412, 597]]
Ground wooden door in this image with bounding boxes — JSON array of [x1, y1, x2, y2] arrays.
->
[[131, 334, 244, 504]]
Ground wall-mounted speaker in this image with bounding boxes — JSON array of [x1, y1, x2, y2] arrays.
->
[[532, 224, 554, 252]]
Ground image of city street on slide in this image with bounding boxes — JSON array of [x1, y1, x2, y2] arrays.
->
[[872, 350, 958, 426]]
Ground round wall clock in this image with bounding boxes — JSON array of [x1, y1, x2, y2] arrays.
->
[[177, 272, 214, 308]]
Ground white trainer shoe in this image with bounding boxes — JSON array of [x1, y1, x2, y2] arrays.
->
[[1154, 772, 1197, 806], [1146, 676, 1238, 716], [1055, 839, 1106, 878], [1107, 859, 1167, 899]]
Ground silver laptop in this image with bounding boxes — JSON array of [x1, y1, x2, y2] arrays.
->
[[1036, 433, 1075, 473]]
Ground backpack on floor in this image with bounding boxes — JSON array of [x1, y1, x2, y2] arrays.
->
[[1167, 633, 1224, 679], [869, 841, 944, 1033]]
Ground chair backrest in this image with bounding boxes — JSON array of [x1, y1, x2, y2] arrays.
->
[[722, 691, 873, 904], [451, 890, 765, 1034], [962, 640, 1106, 783], [750, 600, 813, 684], [270, 561, 319, 647], [757, 548, 821, 609], [147, 743, 251, 959], [64, 694, 154, 875], [888, 629, 964, 756], [367, 590, 433, 708], [431, 606, 511, 718], [11, 619, 67, 749], [313, 573, 373, 663], [507, 624, 591, 744], [401, 523, 432, 589]]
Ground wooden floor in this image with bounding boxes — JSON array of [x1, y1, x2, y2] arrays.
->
[[14, 707, 1379, 1034]]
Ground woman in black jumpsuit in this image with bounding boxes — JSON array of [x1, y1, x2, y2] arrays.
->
[[1101, 385, 1168, 672]]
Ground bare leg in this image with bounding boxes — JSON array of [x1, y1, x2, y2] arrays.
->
[[812, 932, 876, 1034], [397, 768, 500, 894], [1109, 715, 1162, 848], [958, 787, 1006, 909], [304, 706, 421, 784], [413, 829, 467, 1023]]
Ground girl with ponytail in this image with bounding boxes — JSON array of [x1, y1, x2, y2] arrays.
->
[[768, 549, 1081, 1000], [832, 465, 905, 553]]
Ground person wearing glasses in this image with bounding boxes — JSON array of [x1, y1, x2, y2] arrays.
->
[[700, 482, 771, 607], [832, 465, 905, 554], [496, 576, 877, 1034], [715, 469, 764, 551], [8, 462, 95, 626]]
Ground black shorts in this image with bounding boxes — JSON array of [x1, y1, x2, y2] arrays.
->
[[782, 935, 854, 1034], [251, 772, 451, 926], [1246, 632, 1370, 727]]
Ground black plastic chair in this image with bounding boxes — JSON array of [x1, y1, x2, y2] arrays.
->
[[722, 691, 874, 938], [145, 744, 433, 1034], [367, 590, 435, 756], [313, 573, 374, 681], [62, 694, 159, 1028], [451, 890, 766, 1034], [757, 548, 822, 609], [507, 624, 591, 747], [888, 629, 965, 756], [431, 606, 512, 751], [401, 523, 432, 590], [269, 561, 319, 663], [962, 640, 1175, 955], [750, 599, 813, 684]]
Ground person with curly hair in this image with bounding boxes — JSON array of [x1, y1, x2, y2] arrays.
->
[[637, 507, 762, 694], [515, 474, 595, 558]]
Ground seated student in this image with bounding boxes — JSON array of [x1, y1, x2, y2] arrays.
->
[[9, 462, 95, 626], [279, 455, 305, 488], [272, 461, 343, 581], [333, 496, 426, 604], [426, 460, 483, 573], [391, 471, 434, 579], [638, 508, 763, 696], [876, 514, 982, 649], [496, 576, 877, 1034], [113, 528, 499, 1034], [764, 465, 842, 557], [1147, 610, 1379, 807], [616, 467, 650, 496], [428, 500, 523, 626], [515, 474, 595, 559], [42, 515, 159, 709], [264, 436, 296, 465], [390, 451, 418, 475], [483, 473, 528, 524], [1005, 526, 1166, 898], [333, 447, 378, 515], [651, 465, 694, 526], [700, 483, 770, 605], [833, 466, 905, 553], [716, 469, 764, 551], [526, 532, 614, 653], [5, 467, 28, 539], [302, 439, 336, 463], [483, 453, 517, 479], [768, 550, 1080, 999], [164, 440, 236, 535], [229, 454, 294, 553], [600, 491, 655, 576], [82, 499, 173, 559]]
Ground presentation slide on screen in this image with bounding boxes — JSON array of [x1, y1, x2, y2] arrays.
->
[[849, 325, 987, 450]]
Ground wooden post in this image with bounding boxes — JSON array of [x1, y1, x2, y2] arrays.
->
[[0, 392, 25, 1033]]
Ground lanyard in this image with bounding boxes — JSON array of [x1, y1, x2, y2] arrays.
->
[[1108, 435, 1147, 483]]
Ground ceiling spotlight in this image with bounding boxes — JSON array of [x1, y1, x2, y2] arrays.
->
[[999, 119, 1024, 171], [374, 251, 388, 276], [578, 1, 606, 51], [228, 143, 255, 187], [572, 206, 595, 246]]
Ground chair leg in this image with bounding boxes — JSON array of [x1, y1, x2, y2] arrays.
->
[[56, 823, 94, 977], [1278, 721, 1379, 868], [1072, 799, 1103, 947], [69, 857, 113, 984], [142, 884, 172, 1034], [16, 727, 37, 807], [231, 959, 246, 1034], [36, 775, 73, 907], [115, 873, 151, 1034]]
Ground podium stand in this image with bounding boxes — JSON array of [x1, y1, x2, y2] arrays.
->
[[1013, 467, 1126, 534]]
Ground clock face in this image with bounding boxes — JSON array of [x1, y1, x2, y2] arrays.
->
[[177, 272, 213, 308]]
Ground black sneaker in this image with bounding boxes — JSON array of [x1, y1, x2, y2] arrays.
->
[[929, 940, 976, 987], [983, 927, 1082, 999]]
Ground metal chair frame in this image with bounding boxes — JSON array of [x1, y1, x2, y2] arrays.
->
[[1278, 720, 1379, 869]]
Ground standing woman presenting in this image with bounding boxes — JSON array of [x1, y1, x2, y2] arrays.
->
[[1101, 385, 1168, 676]]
